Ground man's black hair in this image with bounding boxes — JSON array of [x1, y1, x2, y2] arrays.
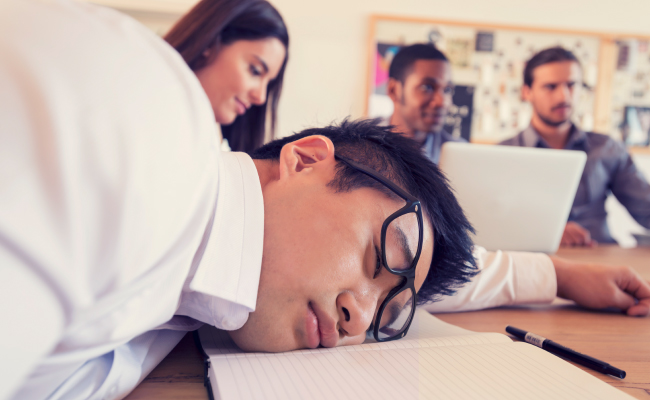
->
[[524, 46, 580, 87], [251, 118, 478, 305], [388, 43, 449, 83]]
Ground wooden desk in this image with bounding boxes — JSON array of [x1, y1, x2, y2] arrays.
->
[[125, 245, 650, 400]]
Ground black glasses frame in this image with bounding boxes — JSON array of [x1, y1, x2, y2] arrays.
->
[[335, 155, 424, 342]]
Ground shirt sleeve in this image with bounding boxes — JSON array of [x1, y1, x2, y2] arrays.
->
[[609, 143, 650, 229], [422, 246, 557, 313], [44, 330, 186, 400], [0, 3, 67, 397], [0, 251, 66, 400]]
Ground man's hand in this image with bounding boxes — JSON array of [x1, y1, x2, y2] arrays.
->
[[552, 256, 650, 316], [561, 222, 597, 247]]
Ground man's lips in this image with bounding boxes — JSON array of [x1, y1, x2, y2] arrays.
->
[[310, 303, 339, 348], [305, 302, 339, 349], [422, 112, 445, 123], [305, 304, 320, 349], [552, 104, 572, 113]]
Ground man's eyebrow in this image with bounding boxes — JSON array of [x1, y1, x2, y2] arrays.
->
[[367, 244, 385, 333], [395, 225, 414, 268], [367, 228, 412, 334], [253, 55, 269, 73], [383, 301, 404, 328], [544, 80, 576, 86], [420, 77, 447, 86]]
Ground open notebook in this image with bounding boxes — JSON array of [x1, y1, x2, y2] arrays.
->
[[196, 310, 632, 400]]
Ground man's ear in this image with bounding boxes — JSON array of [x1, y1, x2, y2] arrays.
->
[[521, 85, 531, 102], [278, 135, 335, 180], [387, 78, 402, 104]]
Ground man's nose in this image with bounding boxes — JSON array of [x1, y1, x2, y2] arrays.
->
[[430, 89, 452, 111], [557, 84, 572, 102], [432, 89, 446, 107], [335, 290, 376, 338]]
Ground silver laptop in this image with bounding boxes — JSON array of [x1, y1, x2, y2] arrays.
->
[[438, 142, 587, 253]]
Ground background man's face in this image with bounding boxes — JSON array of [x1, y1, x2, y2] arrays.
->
[[229, 148, 434, 353], [390, 59, 453, 135], [523, 61, 582, 127]]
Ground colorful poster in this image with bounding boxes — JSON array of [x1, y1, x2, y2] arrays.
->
[[375, 43, 402, 95]]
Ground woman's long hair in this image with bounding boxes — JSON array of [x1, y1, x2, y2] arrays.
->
[[165, 0, 289, 153]]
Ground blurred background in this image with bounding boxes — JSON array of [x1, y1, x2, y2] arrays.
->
[[83, 0, 650, 246]]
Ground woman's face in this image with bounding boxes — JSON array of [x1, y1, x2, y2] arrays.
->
[[195, 38, 286, 125]]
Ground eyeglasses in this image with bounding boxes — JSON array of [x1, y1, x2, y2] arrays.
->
[[335, 155, 424, 342]]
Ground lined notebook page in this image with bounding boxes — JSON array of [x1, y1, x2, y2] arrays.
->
[[208, 342, 631, 400], [198, 311, 632, 400]]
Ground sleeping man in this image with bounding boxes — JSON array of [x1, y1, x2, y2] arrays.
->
[[1, 1, 648, 400]]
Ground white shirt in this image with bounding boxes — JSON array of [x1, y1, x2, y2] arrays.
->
[[0, 1, 557, 399], [0, 1, 263, 399], [426, 247, 556, 313], [13, 152, 265, 400]]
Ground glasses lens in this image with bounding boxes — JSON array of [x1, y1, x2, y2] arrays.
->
[[384, 211, 419, 272], [377, 288, 415, 340]]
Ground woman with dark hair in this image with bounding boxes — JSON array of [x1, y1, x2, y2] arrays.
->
[[165, 0, 289, 152]]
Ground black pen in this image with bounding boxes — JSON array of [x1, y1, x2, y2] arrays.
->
[[505, 326, 626, 379]]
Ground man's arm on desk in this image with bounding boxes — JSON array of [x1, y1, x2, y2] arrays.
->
[[423, 247, 650, 316], [553, 256, 650, 316]]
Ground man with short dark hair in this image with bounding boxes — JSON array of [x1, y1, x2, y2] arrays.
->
[[231, 119, 480, 351], [501, 46, 650, 246], [386, 44, 464, 164]]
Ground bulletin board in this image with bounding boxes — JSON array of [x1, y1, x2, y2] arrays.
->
[[366, 15, 650, 145]]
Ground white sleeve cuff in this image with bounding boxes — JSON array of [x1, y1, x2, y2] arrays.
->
[[509, 251, 557, 305], [422, 247, 557, 313]]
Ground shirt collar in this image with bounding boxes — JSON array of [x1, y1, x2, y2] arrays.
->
[[422, 132, 441, 162], [565, 125, 588, 150], [523, 123, 588, 150], [521, 125, 546, 147], [177, 152, 264, 330]]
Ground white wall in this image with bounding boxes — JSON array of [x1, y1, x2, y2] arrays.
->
[[269, 0, 650, 138]]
